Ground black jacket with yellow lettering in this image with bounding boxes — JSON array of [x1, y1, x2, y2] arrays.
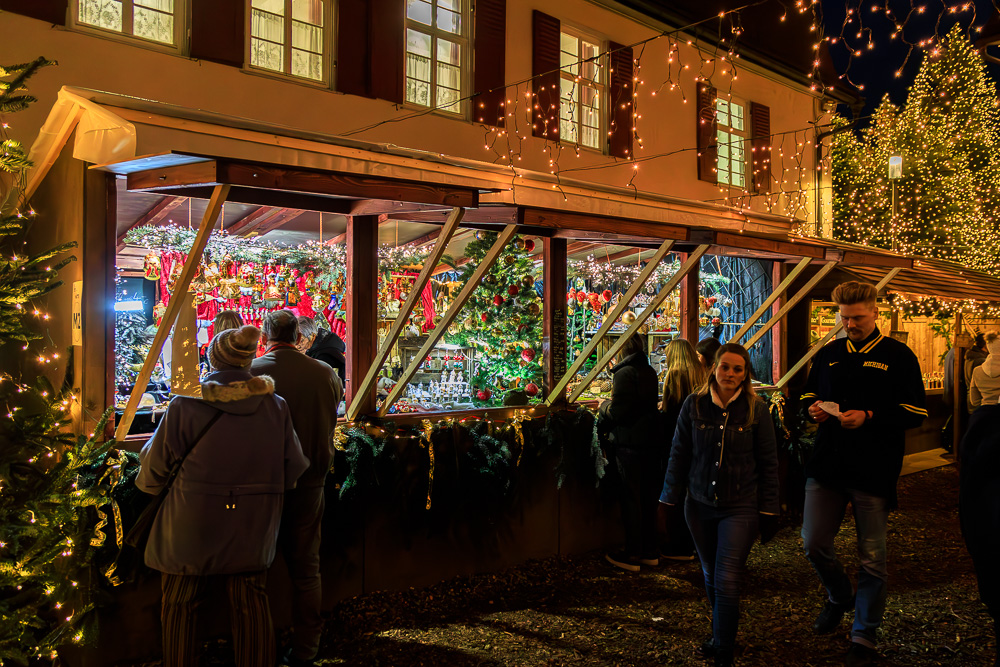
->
[[802, 327, 927, 506]]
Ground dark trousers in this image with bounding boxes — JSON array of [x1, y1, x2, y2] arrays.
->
[[278, 486, 325, 660], [960, 406, 1000, 623], [615, 447, 660, 557], [685, 499, 758, 651], [161, 571, 274, 667]]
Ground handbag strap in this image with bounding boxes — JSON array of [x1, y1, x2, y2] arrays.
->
[[162, 409, 225, 493]]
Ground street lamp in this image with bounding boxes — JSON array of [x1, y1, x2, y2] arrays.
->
[[888, 155, 903, 251]]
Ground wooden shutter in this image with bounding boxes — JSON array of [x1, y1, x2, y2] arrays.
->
[[696, 82, 718, 183], [531, 10, 559, 140], [369, 0, 404, 103], [750, 101, 772, 194], [336, 0, 370, 97], [474, 0, 506, 127], [608, 42, 633, 158], [0, 0, 66, 24], [191, 0, 244, 68]]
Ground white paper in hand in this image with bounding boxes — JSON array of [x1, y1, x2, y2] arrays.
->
[[817, 401, 842, 418]]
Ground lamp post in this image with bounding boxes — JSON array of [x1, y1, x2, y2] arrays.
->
[[889, 155, 903, 252]]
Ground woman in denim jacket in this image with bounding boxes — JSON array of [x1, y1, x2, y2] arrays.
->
[[660, 343, 779, 667]]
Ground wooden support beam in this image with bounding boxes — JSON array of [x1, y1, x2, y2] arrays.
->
[[386, 208, 518, 225], [728, 256, 812, 345], [226, 206, 280, 235], [115, 184, 231, 440], [523, 208, 689, 242], [679, 252, 701, 345], [775, 267, 901, 389], [348, 207, 465, 420], [771, 261, 788, 385], [325, 215, 392, 246], [345, 215, 380, 415], [544, 238, 568, 406], [379, 224, 518, 416], [116, 196, 186, 250], [546, 239, 676, 406], [253, 208, 306, 235], [568, 245, 710, 403], [595, 247, 646, 263], [744, 261, 838, 350], [953, 312, 964, 457], [348, 199, 453, 216]]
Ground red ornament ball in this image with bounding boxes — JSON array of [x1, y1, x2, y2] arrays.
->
[[524, 238, 535, 253], [480, 312, 489, 322], [525, 382, 539, 397], [576, 291, 587, 303], [476, 388, 493, 401], [521, 347, 536, 363], [493, 294, 504, 306], [602, 289, 613, 303], [507, 284, 519, 297]]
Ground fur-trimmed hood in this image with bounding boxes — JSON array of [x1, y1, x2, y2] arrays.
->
[[197, 370, 276, 414]]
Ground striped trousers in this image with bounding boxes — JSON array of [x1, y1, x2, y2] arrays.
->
[[161, 571, 275, 667]]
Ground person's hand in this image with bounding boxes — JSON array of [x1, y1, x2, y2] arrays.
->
[[759, 513, 780, 544], [807, 400, 830, 423], [839, 409, 867, 430]]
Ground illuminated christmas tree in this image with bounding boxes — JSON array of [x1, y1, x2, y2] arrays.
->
[[446, 233, 543, 405], [832, 24, 1000, 274]]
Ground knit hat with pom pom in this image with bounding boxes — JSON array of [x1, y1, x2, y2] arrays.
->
[[208, 325, 260, 370]]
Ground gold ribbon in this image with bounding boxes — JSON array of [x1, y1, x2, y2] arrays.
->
[[333, 423, 350, 451], [510, 410, 527, 466], [92, 449, 129, 586], [418, 419, 435, 510]]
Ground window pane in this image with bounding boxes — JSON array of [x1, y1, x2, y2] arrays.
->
[[406, 28, 431, 58], [79, 0, 123, 32], [406, 78, 431, 106], [436, 38, 461, 67], [133, 6, 174, 43], [292, 20, 323, 53], [253, 0, 285, 14], [251, 37, 284, 71], [437, 0, 460, 11], [292, 49, 323, 80], [135, 0, 173, 12], [406, 0, 432, 26], [292, 0, 323, 24], [560, 33, 578, 75], [252, 8, 285, 43], [406, 53, 431, 83], [436, 84, 460, 112], [561, 118, 579, 143], [581, 40, 600, 82], [437, 8, 461, 34], [581, 125, 599, 149], [437, 61, 461, 90]]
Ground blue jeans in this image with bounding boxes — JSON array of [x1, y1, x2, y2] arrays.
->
[[802, 478, 889, 647], [685, 498, 759, 650]]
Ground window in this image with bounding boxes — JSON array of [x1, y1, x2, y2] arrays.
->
[[716, 98, 747, 188], [250, 0, 328, 83], [76, 0, 180, 46], [405, 0, 469, 114], [559, 30, 604, 151]]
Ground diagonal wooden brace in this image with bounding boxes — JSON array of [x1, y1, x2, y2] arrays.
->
[[568, 245, 710, 403], [775, 266, 901, 390], [347, 207, 465, 420], [114, 184, 231, 440], [545, 239, 676, 406], [378, 224, 518, 417], [743, 260, 838, 350], [728, 256, 813, 345]]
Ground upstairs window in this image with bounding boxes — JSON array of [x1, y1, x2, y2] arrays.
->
[[405, 0, 469, 114], [559, 29, 604, 151], [77, 0, 180, 46], [250, 0, 329, 83], [716, 98, 747, 188]]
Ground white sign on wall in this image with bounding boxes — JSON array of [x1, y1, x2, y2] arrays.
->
[[72, 280, 82, 346]]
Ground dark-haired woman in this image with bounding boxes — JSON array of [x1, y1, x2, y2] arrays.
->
[[660, 343, 779, 666]]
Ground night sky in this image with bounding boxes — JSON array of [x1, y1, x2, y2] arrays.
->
[[821, 0, 1000, 120]]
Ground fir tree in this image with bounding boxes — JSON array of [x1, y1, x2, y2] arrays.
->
[[445, 233, 543, 405], [831, 24, 1000, 274]]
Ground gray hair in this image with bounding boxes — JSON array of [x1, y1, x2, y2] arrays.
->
[[262, 309, 299, 344], [297, 316, 318, 339]]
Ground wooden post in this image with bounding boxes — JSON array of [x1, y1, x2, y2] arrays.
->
[[953, 312, 964, 456], [771, 261, 789, 384], [543, 237, 568, 406], [346, 215, 379, 416], [744, 260, 838, 350], [679, 251, 700, 345], [545, 239, 675, 405], [378, 224, 518, 416], [347, 207, 465, 420], [114, 184, 230, 440], [568, 245, 709, 403], [729, 256, 811, 345]]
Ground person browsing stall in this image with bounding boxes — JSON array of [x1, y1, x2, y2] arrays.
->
[[801, 281, 926, 667], [251, 310, 343, 667], [296, 315, 346, 383]]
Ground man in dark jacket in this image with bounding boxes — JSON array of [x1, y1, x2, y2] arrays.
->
[[801, 281, 926, 667], [297, 315, 346, 382], [599, 332, 660, 572], [252, 311, 343, 667]]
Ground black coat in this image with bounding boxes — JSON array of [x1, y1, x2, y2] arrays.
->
[[598, 352, 659, 450], [960, 404, 1000, 618], [307, 329, 346, 381]]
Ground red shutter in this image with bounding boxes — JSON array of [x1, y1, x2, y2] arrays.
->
[[369, 0, 404, 103], [696, 82, 718, 183], [0, 0, 66, 24], [607, 42, 633, 158], [474, 0, 506, 127], [750, 101, 772, 194], [191, 0, 244, 68], [531, 10, 560, 140], [337, 0, 370, 97]]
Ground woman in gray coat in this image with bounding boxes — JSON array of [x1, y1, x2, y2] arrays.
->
[[137, 325, 309, 667]]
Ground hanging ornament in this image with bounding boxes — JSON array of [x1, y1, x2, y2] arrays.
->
[[525, 382, 539, 397], [522, 275, 534, 288], [493, 294, 504, 307], [507, 284, 519, 297], [153, 300, 167, 325], [485, 274, 497, 285], [203, 261, 221, 288], [528, 302, 541, 316], [601, 289, 613, 303], [699, 315, 710, 327], [513, 237, 526, 251], [504, 255, 516, 266], [143, 252, 161, 280], [475, 230, 489, 241], [524, 238, 535, 253], [481, 312, 490, 323], [622, 311, 637, 325], [476, 388, 492, 401], [576, 291, 587, 303], [492, 327, 503, 337], [167, 263, 183, 293], [219, 277, 241, 299], [711, 317, 722, 326], [521, 347, 536, 363]]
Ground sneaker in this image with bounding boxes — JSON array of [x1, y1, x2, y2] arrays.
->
[[844, 642, 878, 666], [660, 548, 696, 562], [696, 637, 718, 659], [637, 553, 659, 566], [605, 551, 641, 572], [814, 596, 856, 635]]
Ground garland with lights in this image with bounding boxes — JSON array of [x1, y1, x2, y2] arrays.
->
[[0, 57, 123, 662]]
